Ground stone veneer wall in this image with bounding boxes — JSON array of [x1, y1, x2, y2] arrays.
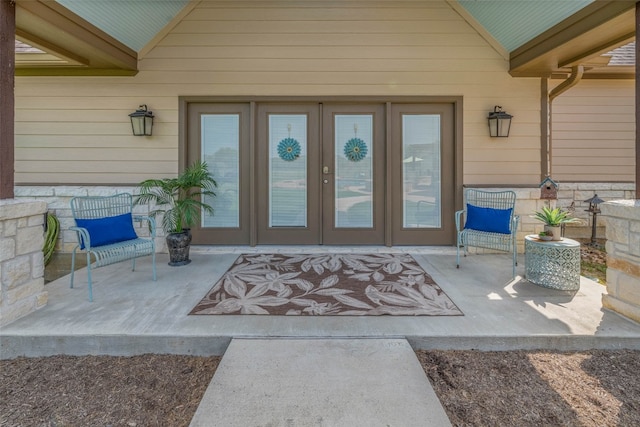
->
[[14, 183, 636, 255], [601, 200, 640, 323], [15, 186, 162, 254], [0, 199, 48, 327], [555, 183, 636, 240], [472, 183, 635, 253]]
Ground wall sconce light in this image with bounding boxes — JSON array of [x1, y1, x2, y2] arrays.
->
[[487, 106, 513, 137], [129, 105, 154, 136]]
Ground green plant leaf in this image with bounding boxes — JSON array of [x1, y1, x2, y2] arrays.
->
[[134, 161, 217, 234], [531, 206, 582, 226]]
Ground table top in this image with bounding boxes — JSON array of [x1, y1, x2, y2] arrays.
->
[[525, 234, 580, 248]]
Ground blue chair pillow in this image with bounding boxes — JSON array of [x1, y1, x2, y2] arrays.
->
[[465, 204, 513, 234], [75, 213, 138, 249]]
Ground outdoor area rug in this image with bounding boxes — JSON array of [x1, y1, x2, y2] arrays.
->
[[189, 253, 463, 316]]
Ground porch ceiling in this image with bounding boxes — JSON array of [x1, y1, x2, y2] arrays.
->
[[13, 0, 638, 78]]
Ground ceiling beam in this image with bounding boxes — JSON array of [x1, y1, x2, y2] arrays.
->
[[559, 34, 634, 68], [15, 29, 88, 66], [15, 0, 137, 74]]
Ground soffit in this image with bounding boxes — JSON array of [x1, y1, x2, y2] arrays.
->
[[55, 0, 190, 52], [458, 0, 594, 52]]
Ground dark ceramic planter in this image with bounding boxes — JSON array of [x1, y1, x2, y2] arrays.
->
[[166, 229, 192, 266]]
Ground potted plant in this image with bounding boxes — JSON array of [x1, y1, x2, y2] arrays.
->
[[135, 161, 217, 266], [537, 230, 553, 241], [532, 206, 582, 241]]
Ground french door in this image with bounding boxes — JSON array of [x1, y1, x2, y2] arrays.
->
[[185, 99, 456, 246], [256, 103, 385, 244]]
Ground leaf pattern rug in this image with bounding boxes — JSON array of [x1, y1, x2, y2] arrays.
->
[[189, 253, 463, 316]]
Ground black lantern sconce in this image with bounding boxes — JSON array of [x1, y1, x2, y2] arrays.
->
[[584, 194, 604, 246], [129, 105, 154, 136], [487, 106, 513, 137]]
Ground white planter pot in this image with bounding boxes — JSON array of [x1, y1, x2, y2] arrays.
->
[[544, 225, 562, 241]]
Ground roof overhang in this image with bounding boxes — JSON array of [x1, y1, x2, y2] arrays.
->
[[13, 0, 637, 79], [510, 1, 636, 79], [15, 0, 137, 76]]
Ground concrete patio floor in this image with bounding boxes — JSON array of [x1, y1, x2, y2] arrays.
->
[[2, 246, 639, 359]]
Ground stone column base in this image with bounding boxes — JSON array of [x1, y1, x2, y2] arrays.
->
[[0, 199, 48, 327], [602, 295, 640, 324]]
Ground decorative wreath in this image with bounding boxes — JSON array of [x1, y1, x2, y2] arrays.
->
[[343, 138, 368, 162], [277, 137, 301, 161]]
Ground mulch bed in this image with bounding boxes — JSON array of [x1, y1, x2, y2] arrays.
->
[[0, 355, 220, 427], [2, 350, 639, 426], [577, 238, 607, 284], [418, 349, 640, 427]]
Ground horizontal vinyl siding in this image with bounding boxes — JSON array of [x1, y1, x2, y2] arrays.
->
[[15, 0, 541, 185], [551, 79, 635, 182], [15, 92, 180, 184]]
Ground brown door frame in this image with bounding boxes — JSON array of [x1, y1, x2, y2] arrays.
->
[[321, 103, 386, 245], [185, 102, 251, 245], [180, 96, 463, 246], [256, 103, 322, 244], [390, 103, 456, 245]]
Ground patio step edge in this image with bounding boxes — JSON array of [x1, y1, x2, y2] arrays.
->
[[2, 334, 639, 359]]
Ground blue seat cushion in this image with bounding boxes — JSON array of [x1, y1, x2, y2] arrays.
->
[[465, 204, 512, 234], [75, 213, 138, 249]]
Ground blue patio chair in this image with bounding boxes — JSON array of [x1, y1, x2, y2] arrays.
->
[[455, 189, 520, 279], [70, 193, 156, 301]]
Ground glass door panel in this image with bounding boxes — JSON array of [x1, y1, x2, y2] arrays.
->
[[402, 114, 441, 228], [268, 114, 308, 227], [334, 115, 373, 228], [201, 114, 240, 228]]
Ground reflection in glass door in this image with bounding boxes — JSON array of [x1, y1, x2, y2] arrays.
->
[[334, 115, 373, 228], [401, 114, 441, 229], [201, 114, 240, 228]]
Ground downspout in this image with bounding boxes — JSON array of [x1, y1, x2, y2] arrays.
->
[[546, 65, 584, 177]]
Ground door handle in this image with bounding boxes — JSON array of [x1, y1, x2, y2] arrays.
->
[[323, 166, 330, 174]]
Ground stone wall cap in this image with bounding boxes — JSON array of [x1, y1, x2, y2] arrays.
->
[[602, 199, 640, 220], [603, 199, 640, 208], [0, 199, 48, 220]]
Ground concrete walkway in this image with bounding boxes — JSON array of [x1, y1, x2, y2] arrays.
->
[[190, 338, 451, 427]]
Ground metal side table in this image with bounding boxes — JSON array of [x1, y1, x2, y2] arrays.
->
[[524, 235, 581, 290]]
